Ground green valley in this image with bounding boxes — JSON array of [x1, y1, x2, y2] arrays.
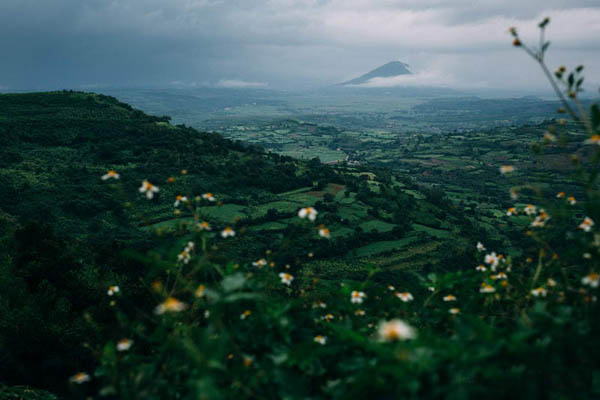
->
[[2, 17, 600, 399]]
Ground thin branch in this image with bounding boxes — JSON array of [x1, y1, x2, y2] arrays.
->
[[574, 96, 593, 134], [537, 60, 580, 122], [539, 28, 545, 62]]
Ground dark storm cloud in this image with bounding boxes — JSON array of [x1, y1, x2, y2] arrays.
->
[[1, 0, 599, 90]]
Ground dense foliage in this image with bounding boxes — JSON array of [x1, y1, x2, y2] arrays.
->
[[0, 90, 481, 395], [0, 91, 331, 393], [2, 20, 600, 400]]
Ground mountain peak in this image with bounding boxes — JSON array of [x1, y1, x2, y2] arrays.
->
[[339, 61, 411, 86]]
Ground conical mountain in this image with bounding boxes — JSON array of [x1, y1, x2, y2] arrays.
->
[[339, 61, 411, 86]]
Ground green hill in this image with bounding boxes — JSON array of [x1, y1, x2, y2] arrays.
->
[[0, 90, 598, 400], [0, 91, 475, 395], [0, 91, 477, 265], [0, 91, 334, 392], [0, 91, 326, 234]]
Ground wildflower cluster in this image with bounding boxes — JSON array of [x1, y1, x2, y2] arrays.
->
[[177, 241, 195, 264]]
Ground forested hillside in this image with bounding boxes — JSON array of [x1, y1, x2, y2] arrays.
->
[[0, 91, 334, 393], [0, 92, 479, 395], [1, 89, 600, 399]]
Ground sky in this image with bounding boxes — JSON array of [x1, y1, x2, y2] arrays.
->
[[1, 0, 599, 92]]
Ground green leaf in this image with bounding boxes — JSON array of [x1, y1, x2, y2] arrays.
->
[[542, 41, 550, 52], [330, 324, 368, 344], [203, 288, 221, 301], [538, 17, 550, 28], [224, 261, 237, 274], [223, 292, 261, 303], [270, 350, 289, 366], [101, 342, 117, 366], [221, 272, 246, 292], [99, 386, 117, 396]]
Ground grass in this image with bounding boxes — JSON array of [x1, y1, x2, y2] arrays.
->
[[141, 217, 195, 232], [138, 176, 474, 275], [198, 204, 247, 223], [403, 190, 426, 200], [411, 223, 452, 239], [330, 226, 354, 238], [249, 221, 288, 231], [285, 193, 320, 205], [247, 201, 302, 217], [358, 220, 396, 233], [277, 187, 314, 196], [353, 237, 419, 257], [338, 205, 368, 223]]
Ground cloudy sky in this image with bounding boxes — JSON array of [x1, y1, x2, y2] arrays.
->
[[1, 0, 599, 92]]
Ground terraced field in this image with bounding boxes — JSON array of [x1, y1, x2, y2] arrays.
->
[[127, 102, 589, 285], [141, 177, 463, 273]]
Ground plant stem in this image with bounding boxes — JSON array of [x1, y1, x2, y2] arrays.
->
[[537, 60, 580, 122]]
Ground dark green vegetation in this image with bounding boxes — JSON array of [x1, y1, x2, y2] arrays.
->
[[0, 92, 482, 395], [206, 116, 596, 255], [0, 91, 485, 266], [1, 88, 600, 399], [0, 385, 57, 400], [0, 91, 321, 392]]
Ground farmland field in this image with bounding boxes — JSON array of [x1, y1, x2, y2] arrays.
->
[[103, 88, 595, 281]]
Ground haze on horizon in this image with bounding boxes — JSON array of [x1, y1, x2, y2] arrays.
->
[[1, 0, 600, 93]]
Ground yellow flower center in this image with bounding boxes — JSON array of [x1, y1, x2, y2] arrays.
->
[[164, 297, 181, 310]]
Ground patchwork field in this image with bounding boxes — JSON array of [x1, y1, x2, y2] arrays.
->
[[141, 175, 466, 274]]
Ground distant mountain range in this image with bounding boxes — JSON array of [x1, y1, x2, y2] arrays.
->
[[339, 61, 411, 86]]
